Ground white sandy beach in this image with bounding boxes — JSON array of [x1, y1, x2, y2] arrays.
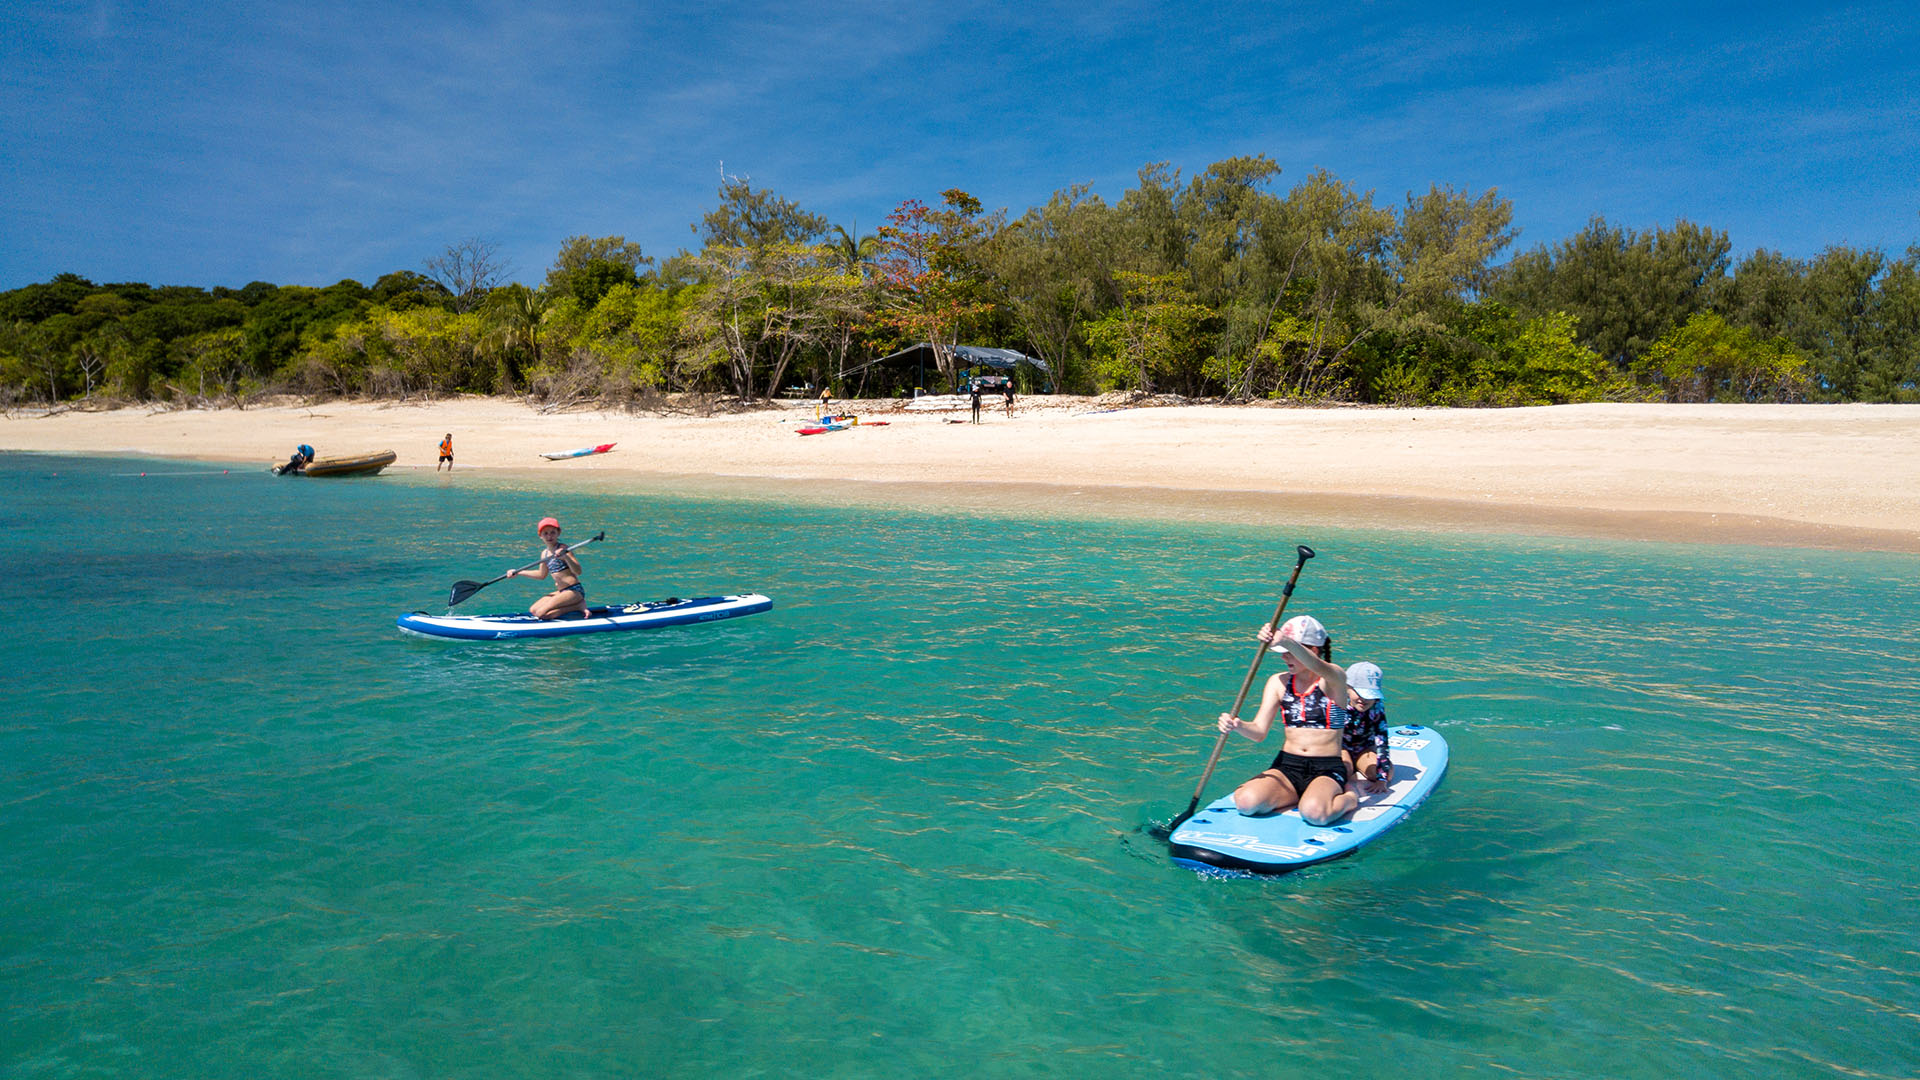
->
[[5, 397, 1918, 552]]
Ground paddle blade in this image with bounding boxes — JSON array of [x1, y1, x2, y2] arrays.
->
[[448, 579, 488, 607]]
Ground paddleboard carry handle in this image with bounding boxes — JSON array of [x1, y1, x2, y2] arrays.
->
[[1171, 544, 1315, 830]]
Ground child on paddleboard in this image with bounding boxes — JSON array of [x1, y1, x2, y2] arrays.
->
[[1341, 661, 1393, 795], [1216, 615, 1357, 826], [505, 516, 589, 620]]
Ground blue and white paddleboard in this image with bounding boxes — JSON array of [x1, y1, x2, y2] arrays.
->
[[397, 593, 772, 640], [1168, 725, 1449, 875]]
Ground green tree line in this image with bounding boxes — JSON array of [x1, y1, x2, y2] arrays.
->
[[4, 158, 1916, 408]]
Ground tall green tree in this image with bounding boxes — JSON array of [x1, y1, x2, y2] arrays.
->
[[984, 184, 1128, 393], [566, 281, 697, 395], [1716, 249, 1805, 337], [681, 243, 864, 400], [1497, 218, 1731, 367], [1634, 311, 1808, 402], [1790, 246, 1884, 400], [696, 176, 830, 251], [1083, 271, 1215, 394], [1862, 248, 1920, 401], [545, 235, 652, 306], [1248, 170, 1395, 399]]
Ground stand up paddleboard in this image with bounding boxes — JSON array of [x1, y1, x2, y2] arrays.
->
[[1168, 725, 1449, 875], [397, 593, 772, 640]]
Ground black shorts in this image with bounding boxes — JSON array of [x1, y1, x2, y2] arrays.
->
[[1266, 751, 1348, 795], [439, 454, 453, 462]]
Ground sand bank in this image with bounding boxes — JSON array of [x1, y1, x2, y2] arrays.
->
[[5, 397, 1918, 553]]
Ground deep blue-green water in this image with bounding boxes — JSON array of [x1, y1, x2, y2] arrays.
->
[[3, 452, 1918, 1078]]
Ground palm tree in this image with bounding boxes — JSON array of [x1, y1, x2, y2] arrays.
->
[[481, 284, 549, 392], [831, 224, 879, 278]]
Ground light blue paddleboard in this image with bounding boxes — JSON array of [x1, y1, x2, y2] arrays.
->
[[1168, 725, 1449, 875]]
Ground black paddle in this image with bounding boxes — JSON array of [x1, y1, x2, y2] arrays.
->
[[1168, 544, 1316, 831], [448, 531, 606, 608]]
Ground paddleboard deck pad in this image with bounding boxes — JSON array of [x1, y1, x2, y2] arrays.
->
[[397, 593, 772, 640], [1168, 725, 1449, 875]]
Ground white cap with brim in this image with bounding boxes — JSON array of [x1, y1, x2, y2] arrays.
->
[[1346, 661, 1385, 701], [1268, 614, 1329, 650]]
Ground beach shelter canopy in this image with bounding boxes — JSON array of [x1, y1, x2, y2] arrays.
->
[[846, 343, 1051, 377]]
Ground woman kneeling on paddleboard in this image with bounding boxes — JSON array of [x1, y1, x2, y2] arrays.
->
[[1216, 615, 1357, 826], [506, 517, 589, 620]]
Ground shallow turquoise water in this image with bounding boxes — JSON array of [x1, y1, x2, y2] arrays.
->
[[3, 452, 1917, 1078]]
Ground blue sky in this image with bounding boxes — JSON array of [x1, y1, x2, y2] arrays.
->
[[2, 0, 1915, 290]]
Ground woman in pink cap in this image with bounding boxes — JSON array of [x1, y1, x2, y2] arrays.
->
[[1215, 614, 1358, 825], [505, 516, 589, 620]]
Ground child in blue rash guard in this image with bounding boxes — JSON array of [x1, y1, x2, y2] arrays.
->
[[1341, 661, 1392, 794]]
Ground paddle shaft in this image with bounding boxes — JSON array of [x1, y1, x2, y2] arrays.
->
[[448, 531, 606, 607], [1174, 544, 1316, 826]]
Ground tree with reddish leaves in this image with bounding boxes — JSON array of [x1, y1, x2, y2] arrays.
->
[[872, 189, 1000, 387]]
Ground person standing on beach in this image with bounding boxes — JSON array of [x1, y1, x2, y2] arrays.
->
[[969, 383, 982, 424], [1214, 615, 1358, 826], [437, 433, 453, 471], [1003, 381, 1015, 418], [818, 386, 832, 421], [505, 517, 590, 620]]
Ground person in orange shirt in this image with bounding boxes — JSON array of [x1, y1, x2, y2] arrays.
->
[[437, 433, 453, 471]]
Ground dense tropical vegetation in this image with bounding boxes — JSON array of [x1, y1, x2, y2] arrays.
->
[[4, 158, 1915, 408]]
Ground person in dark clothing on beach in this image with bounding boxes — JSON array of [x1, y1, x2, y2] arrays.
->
[[969, 384, 982, 424], [1003, 381, 1015, 418], [273, 444, 315, 475]]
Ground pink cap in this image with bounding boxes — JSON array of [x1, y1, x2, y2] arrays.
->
[[537, 517, 561, 534]]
